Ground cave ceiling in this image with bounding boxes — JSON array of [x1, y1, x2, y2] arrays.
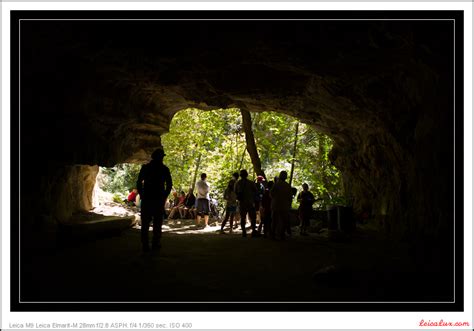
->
[[20, 20, 452, 166]]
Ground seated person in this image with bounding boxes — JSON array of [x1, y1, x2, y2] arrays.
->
[[125, 188, 138, 206], [164, 191, 178, 218], [171, 191, 179, 207], [179, 188, 196, 219], [168, 190, 186, 219], [209, 196, 220, 221]]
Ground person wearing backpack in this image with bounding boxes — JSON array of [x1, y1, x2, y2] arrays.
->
[[220, 172, 239, 234]]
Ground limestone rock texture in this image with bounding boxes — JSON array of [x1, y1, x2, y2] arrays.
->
[[20, 20, 455, 242]]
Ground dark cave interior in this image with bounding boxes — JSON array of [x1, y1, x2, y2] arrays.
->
[[14, 14, 460, 306]]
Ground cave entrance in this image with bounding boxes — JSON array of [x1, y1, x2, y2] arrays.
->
[[93, 164, 142, 218], [161, 107, 343, 207], [93, 107, 343, 235]]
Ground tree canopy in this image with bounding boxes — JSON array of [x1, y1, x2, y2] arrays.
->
[[98, 108, 343, 208]]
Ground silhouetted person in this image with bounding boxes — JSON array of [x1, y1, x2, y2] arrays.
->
[[260, 180, 274, 237], [270, 171, 293, 240], [137, 148, 172, 252], [287, 187, 298, 236], [220, 172, 239, 234], [255, 175, 266, 226], [196, 173, 211, 227], [235, 169, 258, 237], [297, 183, 315, 236]]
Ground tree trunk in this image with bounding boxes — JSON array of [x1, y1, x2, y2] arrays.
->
[[235, 132, 239, 169], [318, 133, 332, 200], [240, 108, 265, 179], [289, 122, 299, 186], [238, 144, 247, 170], [191, 152, 202, 191]]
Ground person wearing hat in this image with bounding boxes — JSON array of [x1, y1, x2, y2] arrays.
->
[[137, 148, 173, 252]]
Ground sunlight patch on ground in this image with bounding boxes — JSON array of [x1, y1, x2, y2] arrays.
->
[[134, 218, 246, 235], [90, 187, 250, 235], [92, 202, 138, 218]]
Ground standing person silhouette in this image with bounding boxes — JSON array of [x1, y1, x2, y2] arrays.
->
[[297, 183, 315, 236], [137, 148, 172, 252], [260, 180, 274, 238], [220, 172, 239, 234], [270, 171, 293, 240], [235, 169, 258, 237]]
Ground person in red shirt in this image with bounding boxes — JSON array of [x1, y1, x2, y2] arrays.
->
[[127, 188, 138, 206]]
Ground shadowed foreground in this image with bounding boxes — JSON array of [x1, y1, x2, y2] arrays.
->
[[20, 223, 452, 303]]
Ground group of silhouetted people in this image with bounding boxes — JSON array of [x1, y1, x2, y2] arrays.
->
[[137, 147, 316, 253], [219, 169, 309, 240]]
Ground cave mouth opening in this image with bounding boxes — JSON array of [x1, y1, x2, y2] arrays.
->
[[90, 107, 345, 235], [160, 107, 344, 207], [92, 163, 142, 218]]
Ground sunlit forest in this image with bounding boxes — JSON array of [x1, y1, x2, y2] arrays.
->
[[97, 108, 343, 209]]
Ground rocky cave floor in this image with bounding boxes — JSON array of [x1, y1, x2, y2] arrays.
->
[[20, 215, 453, 303]]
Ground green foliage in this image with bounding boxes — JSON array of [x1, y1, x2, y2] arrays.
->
[[97, 108, 343, 209], [97, 163, 142, 195], [161, 108, 244, 202], [252, 111, 343, 204], [113, 193, 124, 204], [326, 196, 351, 207], [161, 108, 343, 207]]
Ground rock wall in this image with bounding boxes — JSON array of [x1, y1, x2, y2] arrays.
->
[[23, 165, 99, 225], [19, 20, 455, 242]]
